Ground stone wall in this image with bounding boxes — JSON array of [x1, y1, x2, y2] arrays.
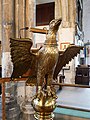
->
[[83, 0, 90, 65], [0, 0, 1, 65], [55, 0, 76, 83], [83, 0, 90, 43]]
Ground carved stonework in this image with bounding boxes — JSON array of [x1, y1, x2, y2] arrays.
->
[[55, 0, 76, 28]]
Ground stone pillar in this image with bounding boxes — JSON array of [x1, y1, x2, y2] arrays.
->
[[0, 0, 2, 66], [15, 0, 26, 38], [83, 0, 90, 65], [0, 0, 1, 38], [14, 0, 36, 119], [25, 0, 36, 46], [21, 0, 36, 118], [1, 0, 15, 78], [55, 0, 76, 83], [55, 0, 76, 27], [0, 2, 1, 97], [15, 0, 36, 41], [15, 0, 36, 97], [1, 0, 21, 120], [1, 0, 16, 103]]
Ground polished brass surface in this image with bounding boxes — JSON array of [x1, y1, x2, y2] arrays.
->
[[10, 18, 83, 85], [31, 86, 57, 120], [10, 18, 62, 87], [30, 27, 48, 34], [45, 19, 62, 45], [10, 18, 83, 120], [10, 19, 83, 86]]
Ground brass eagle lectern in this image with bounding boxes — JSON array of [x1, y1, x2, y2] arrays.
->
[[10, 18, 83, 120]]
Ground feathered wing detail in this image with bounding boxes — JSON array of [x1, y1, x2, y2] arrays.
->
[[53, 45, 83, 79], [10, 38, 37, 78]]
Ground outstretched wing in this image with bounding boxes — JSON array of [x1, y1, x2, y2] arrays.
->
[[53, 45, 83, 79], [10, 38, 37, 79]]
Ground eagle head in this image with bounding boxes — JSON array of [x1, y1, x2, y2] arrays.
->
[[45, 18, 62, 45]]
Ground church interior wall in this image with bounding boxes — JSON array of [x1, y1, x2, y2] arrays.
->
[[0, 1, 90, 120], [0, 0, 82, 81]]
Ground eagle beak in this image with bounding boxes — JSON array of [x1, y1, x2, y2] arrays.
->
[[52, 18, 62, 33], [55, 18, 62, 28]]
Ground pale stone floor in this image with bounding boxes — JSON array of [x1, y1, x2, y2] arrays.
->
[[0, 86, 90, 119], [56, 86, 90, 110]]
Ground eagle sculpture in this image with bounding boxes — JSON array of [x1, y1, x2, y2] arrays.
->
[[10, 18, 83, 87]]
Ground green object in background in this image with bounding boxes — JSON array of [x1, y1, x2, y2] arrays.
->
[[54, 107, 90, 119]]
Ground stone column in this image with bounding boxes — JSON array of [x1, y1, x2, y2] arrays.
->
[[14, 0, 26, 104], [25, 0, 36, 46], [15, 0, 26, 38], [0, 0, 2, 66], [15, 0, 36, 97], [1, 0, 16, 96], [1, 0, 21, 120], [15, 0, 36, 42], [1, 0, 15, 78], [0, 0, 1, 42], [83, 0, 90, 65], [55, 0, 76, 27], [14, 0, 36, 119], [55, 0, 76, 83]]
